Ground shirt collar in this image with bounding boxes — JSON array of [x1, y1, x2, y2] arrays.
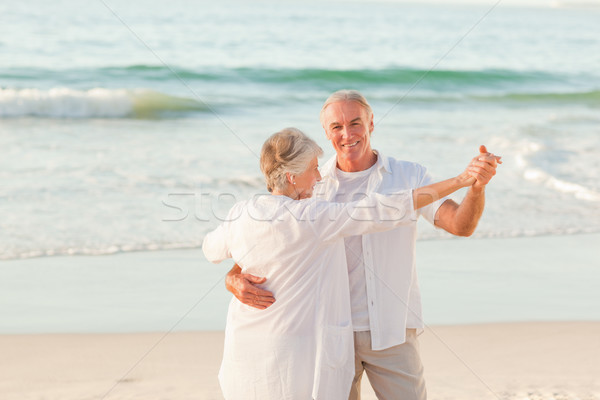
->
[[320, 149, 391, 180]]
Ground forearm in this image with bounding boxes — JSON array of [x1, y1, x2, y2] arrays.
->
[[433, 145, 499, 236], [413, 175, 474, 210], [453, 186, 485, 235], [436, 186, 485, 236]]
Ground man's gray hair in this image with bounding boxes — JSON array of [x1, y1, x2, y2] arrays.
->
[[319, 89, 373, 127], [260, 127, 323, 193]]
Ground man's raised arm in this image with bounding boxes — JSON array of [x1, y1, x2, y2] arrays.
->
[[225, 264, 276, 310], [435, 145, 501, 236]]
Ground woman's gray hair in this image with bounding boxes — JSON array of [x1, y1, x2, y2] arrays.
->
[[319, 89, 373, 127], [260, 127, 323, 193]]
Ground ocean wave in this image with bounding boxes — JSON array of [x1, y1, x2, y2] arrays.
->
[[370, 90, 600, 106], [515, 140, 600, 202], [521, 166, 600, 202], [0, 87, 207, 118], [0, 65, 574, 88], [106, 65, 581, 89], [0, 241, 203, 261], [3, 66, 598, 112], [1, 69, 598, 120], [239, 67, 562, 87], [474, 90, 600, 106]]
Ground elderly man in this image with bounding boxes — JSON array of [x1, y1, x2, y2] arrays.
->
[[224, 90, 500, 399]]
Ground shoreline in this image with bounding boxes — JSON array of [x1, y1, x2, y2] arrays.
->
[[1, 322, 598, 400], [3, 229, 599, 263], [1, 233, 599, 335]]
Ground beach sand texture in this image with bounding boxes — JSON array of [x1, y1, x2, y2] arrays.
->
[[1, 322, 598, 400]]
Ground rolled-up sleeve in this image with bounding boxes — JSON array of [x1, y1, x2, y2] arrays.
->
[[202, 223, 231, 264], [417, 168, 450, 226]]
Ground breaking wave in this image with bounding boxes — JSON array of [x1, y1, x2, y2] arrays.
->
[[0, 87, 207, 118]]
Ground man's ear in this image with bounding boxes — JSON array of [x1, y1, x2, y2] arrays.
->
[[368, 113, 374, 134]]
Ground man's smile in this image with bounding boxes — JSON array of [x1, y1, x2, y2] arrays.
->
[[342, 141, 360, 148]]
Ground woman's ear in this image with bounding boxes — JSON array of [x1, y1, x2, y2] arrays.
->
[[286, 172, 295, 185]]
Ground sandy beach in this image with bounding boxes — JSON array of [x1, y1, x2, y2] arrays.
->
[[1, 234, 599, 399], [1, 322, 599, 400]]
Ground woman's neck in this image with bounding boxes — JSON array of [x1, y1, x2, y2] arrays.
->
[[272, 187, 297, 200]]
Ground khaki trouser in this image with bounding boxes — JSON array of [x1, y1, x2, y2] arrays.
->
[[349, 329, 427, 400]]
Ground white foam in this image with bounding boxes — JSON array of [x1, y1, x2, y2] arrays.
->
[[0, 241, 204, 261], [516, 140, 600, 202], [0, 87, 204, 118], [541, 172, 600, 201], [0, 87, 134, 118]]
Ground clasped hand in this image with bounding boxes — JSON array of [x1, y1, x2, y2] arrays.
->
[[465, 145, 502, 189]]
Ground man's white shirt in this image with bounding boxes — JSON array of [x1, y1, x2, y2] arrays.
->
[[315, 151, 449, 350], [334, 164, 376, 331]]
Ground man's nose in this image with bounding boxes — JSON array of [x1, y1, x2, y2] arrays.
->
[[340, 125, 350, 139], [316, 170, 322, 182]]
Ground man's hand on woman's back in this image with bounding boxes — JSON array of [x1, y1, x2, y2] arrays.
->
[[226, 264, 276, 310]]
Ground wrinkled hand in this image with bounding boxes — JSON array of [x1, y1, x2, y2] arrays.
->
[[467, 145, 502, 189], [225, 270, 275, 310]]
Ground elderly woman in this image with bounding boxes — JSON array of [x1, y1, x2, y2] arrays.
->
[[203, 128, 479, 400]]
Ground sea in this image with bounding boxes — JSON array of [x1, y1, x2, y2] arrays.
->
[[1, 0, 599, 332]]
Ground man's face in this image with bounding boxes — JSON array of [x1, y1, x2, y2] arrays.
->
[[322, 100, 374, 168]]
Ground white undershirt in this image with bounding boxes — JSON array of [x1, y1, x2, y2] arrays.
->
[[334, 165, 376, 331]]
